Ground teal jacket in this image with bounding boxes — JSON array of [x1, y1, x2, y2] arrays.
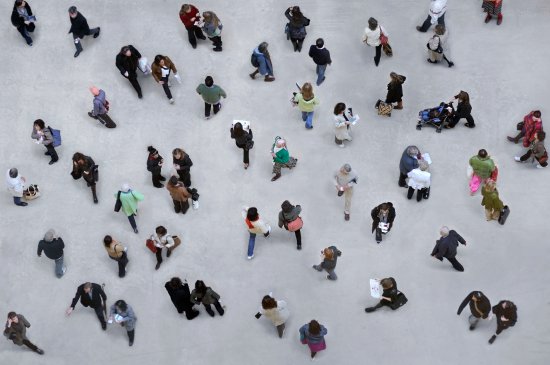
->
[[116, 190, 144, 216], [196, 84, 227, 104], [273, 148, 290, 164]]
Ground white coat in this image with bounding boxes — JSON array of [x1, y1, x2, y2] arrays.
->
[[362, 25, 387, 47], [242, 207, 271, 235], [260, 300, 290, 326], [429, 0, 447, 24], [407, 168, 431, 189], [334, 113, 353, 141], [6, 170, 25, 198]]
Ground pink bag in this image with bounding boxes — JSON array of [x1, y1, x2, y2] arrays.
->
[[469, 174, 482, 193], [286, 217, 303, 232]]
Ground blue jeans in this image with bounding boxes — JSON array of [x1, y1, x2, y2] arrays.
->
[[302, 111, 314, 129], [55, 256, 65, 278], [247, 233, 256, 257], [17, 26, 33, 45], [316, 64, 327, 85], [13, 197, 25, 206]]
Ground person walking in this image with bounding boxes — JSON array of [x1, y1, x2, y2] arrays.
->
[[242, 206, 271, 260], [468, 149, 496, 195], [362, 17, 387, 66], [196, 76, 227, 119], [255, 294, 289, 338], [334, 164, 358, 221], [250, 42, 275, 82], [507, 110, 543, 146], [190, 280, 225, 317], [31, 119, 58, 165], [71, 152, 98, 203], [6, 168, 28, 206], [447, 91, 475, 128], [293, 82, 319, 130], [399, 145, 421, 188], [115, 183, 143, 234], [103, 235, 128, 278], [313, 245, 342, 280], [370, 203, 396, 244], [66, 282, 107, 330], [278, 200, 303, 250], [11, 0, 36, 46], [308, 38, 331, 86], [457, 291, 492, 331], [365, 277, 407, 313], [385, 72, 406, 110], [179, 4, 207, 49], [514, 131, 548, 169], [146, 146, 165, 188], [481, 179, 504, 222], [151, 55, 181, 104], [88, 86, 115, 128], [426, 24, 454, 67], [37, 229, 66, 278], [172, 148, 193, 188], [4, 312, 44, 355], [164, 277, 200, 320], [271, 137, 298, 181], [488, 300, 517, 344], [299, 320, 327, 359], [230, 121, 253, 169], [407, 160, 431, 202], [284, 6, 309, 52], [416, 0, 447, 32], [166, 176, 192, 214], [67, 6, 100, 58], [150, 226, 180, 270], [108, 300, 136, 346], [482, 0, 503, 25], [333, 103, 356, 148], [431, 226, 467, 272], [201, 11, 223, 52], [115, 45, 147, 99]]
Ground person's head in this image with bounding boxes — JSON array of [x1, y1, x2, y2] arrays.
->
[[247, 207, 259, 221], [89, 86, 100, 96], [68, 6, 78, 17], [291, 6, 303, 20], [33, 119, 45, 131], [204, 76, 214, 87], [7, 312, 18, 323], [471, 291, 483, 302], [8, 168, 18, 179], [276, 139, 286, 148], [380, 278, 394, 290], [323, 247, 334, 259], [258, 42, 268, 53], [379, 203, 389, 215], [390, 72, 404, 84], [502, 300, 515, 309], [44, 229, 55, 242], [334, 102, 346, 115], [484, 179, 497, 191], [536, 130, 546, 142], [194, 280, 206, 293], [407, 145, 420, 157], [455, 91, 470, 105], [172, 148, 185, 159], [103, 235, 113, 247], [340, 163, 352, 174], [435, 24, 446, 36], [120, 46, 131, 57], [316, 38, 324, 48], [261, 295, 277, 310], [418, 160, 429, 172], [440, 226, 450, 237], [301, 82, 314, 100], [233, 122, 244, 137], [147, 146, 159, 156], [155, 226, 167, 236], [477, 149, 488, 159], [73, 152, 86, 164], [15, 1, 25, 8], [281, 200, 294, 213], [202, 11, 219, 26], [154, 55, 166, 66], [115, 300, 127, 312], [181, 4, 192, 14], [308, 320, 321, 335], [368, 17, 378, 31], [168, 176, 179, 186], [83, 282, 93, 294], [533, 110, 542, 119], [169, 277, 183, 288], [121, 183, 130, 193]]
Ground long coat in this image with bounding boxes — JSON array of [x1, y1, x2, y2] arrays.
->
[[371, 203, 396, 233], [3, 314, 31, 346], [11, 1, 34, 30], [115, 45, 142, 77], [68, 12, 91, 39], [151, 56, 178, 82], [165, 282, 195, 313]]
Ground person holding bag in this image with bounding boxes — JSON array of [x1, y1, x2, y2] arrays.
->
[[88, 86, 116, 128], [31, 119, 58, 165], [468, 149, 496, 195], [201, 11, 223, 52], [299, 320, 327, 359], [426, 25, 454, 67], [481, 179, 504, 222], [11, 0, 36, 46], [270, 137, 297, 182], [278, 200, 303, 250], [179, 4, 207, 49], [146, 146, 165, 188], [514, 131, 547, 169], [407, 160, 431, 202], [284, 6, 310, 52], [149, 226, 180, 270], [103, 235, 128, 278], [362, 17, 388, 66], [166, 176, 192, 214], [114, 183, 144, 234], [190, 280, 224, 317], [115, 45, 147, 99], [293, 82, 319, 129]]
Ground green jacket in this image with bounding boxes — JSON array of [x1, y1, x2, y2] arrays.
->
[[481, 186, 503, 211], [116, 190, 144, 216], [469, 156, 495, 179], [196, 84, 227, 104], [273, 148, 290, 164], [293, 93, 319, 113]]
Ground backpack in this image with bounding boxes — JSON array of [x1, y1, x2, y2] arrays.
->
[[251, 52, 260, 67], [48, 127, 62, 147]]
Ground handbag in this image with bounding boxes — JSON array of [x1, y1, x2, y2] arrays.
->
[[538, 151, 548, 165], [377, 100, 392, 117], [389, 292, 408, 310], [48, 127, 62, 147], [171, 236, 182, 250], [146, 239, 157, 253], [380, 31, 388, 46], [114, 191, 122, 212], [382, 43, 393, 57], [23, 184, 40, 200], [286, 217, 303, 232]]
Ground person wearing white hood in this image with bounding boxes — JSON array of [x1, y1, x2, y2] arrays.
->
[[416, 0, 447, 33], [6, 168, 27, 206], [114, 183, 144, 234]]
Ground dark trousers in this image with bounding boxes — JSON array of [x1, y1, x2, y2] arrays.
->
[[17, 24, 34, 45], [45, 144, 59, 162], [156, 247, 168, 264], [127, 329, 135, 343], [496, 323, 510, 335], [151, 170, 163, 187], [374, 45, 382, 65], [83, 303, 106, 326], [418, 13, 445, 32], [110, 252, 128, 278], [177, 171, 191, 188], [447, 257, 464, 272], [520, 149, 548, 167], [205, 102, 221, 117], [236, 144, 250, 164], [203, 300, 224, 316], [73, 28, 100, 51], [276, 323, 285, 338], [449, 114, 475, 127], [179, 306, 200, 319], [173, 199, 190, 214], [290, 37, 304, 51], [209, 36, 222, 50], [186, 26, 206, 47], [408, 187, 426, 202], [126, 75, 142, 97], [23, 339, 39, 352], [294, 229, 302, 247], [398, 172, 407, 187], [127, 214, 137, 230], [161, 76, 172, 99]]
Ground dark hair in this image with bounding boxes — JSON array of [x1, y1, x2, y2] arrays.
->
[[368, 17, 378, 31], [291, 6, 303, 20], [156, 226, 167, 236], [281, 200, 293, 213], [103, 235, 112, 246], [7, 312, 16, 319], [233, 122, 244, 138], [246, 207, 259, 221], [147, 146, 158, 154], [261, 295, 277, 310], [380, 278, 394, 289], [115, 300, 127, 312], [172, 148, 185, 158], [169, 176, 179, 186], [334, 102, 346, 115], [15, 0, 24, 6], [120, 46, 130, 55], [33, 119, 45, 130], [195, 280, 207, 294], [455, 91, 470, 106], [205, 76, 214, 87], [316, 38, 324, 48], [478, 149, 488, 158], [68, 6, 77, 14], [170, 277, 183, 288], [154, 55, 165, 65], [258, 42, 268, 53], [8, 168, 18, 178], [72, 152, 86, 163], [308, 320, 321, 335], [380, 203, 388, 211], [537, 130, 546, 141], [533, 110, 542, 118]]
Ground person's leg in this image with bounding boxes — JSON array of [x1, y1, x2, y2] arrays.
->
[[247, 233, 256, 258], [173, 199, 182, 213], [127, 214, 137, 231], [22, 339, 39, 352], [301, 111, 308, 122], [194, 26, 206, 39], [243, 147, 249, 165], [316, 64, 326, 85], [485, 209, 494, 221], [161, 76, 173, 99], [398, 172, 407, 187], [186, 27, 197, 48], [344, 188, 353, 215], [305, 112, 314, 129], [152, 171, 163, 188], [272, 163, 282, 180], [297, 38, 304, 52], [465, 114, 476, 127], [73, 34, 83, 57], [417, 189, 424, 202], [365, 301, 384, 312], [204, 303, 215, 316], [418, 15, 432, 32], [55, 256, 65, 278], [438, 13, 445, 26], [519, 149, 532, 162], [326, 268, 338, 280], [13, 196, 27, 206], [127, 329, 135, 346], [90, 184, 98, 203], [276, 323, 285, 338], [155, 248, 163, 269], [205, 102, 212, 118], [294, 229, 302, 249], [128, 76, 142, 98], [213, 103, 221, 115], [211, 36, 222, 51], [17, 25, 33, 45], [291, 38, 299, 51], [311, 351, 317, 359], [93, 305, 107, 328], [88, 27, 100, 38], [213, 300, 225, 315], [447, 257, 465, 272], [491, 209, 501, 220], [407, 187, 415, 199], [46, 144, 58, 163], [118, 253, 128, 278], [468, 315, 480, 330], [374, 45, 382, 66]]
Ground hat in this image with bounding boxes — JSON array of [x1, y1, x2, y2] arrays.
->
[[68, 6, 77, 14], [44, 229, 56, 242], [89, 86, 100, 96], [147, 146, 158, 154], [121, 183, 131, 192]]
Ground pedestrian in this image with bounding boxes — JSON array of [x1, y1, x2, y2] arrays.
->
[[507, 110, 543, 146], [151, 55, 181, 104], [179, 4, 207, 49], [6, 168, 28, 206], [103, 235, 128, 278], [284, 6, 310, 52], [292, 82, 319, 130], [67, 6, 100, 58], [278, 200, 303, 250], [242, 206, 271, 260], [308, 38, 331, 85], [482, 0, 503, 25], [172, 148, 193, 188], [481, 179, 504, 222], [11, 0, 36, 46], [230, 121, 253, 169], [426, 24, 454, 67], [66, 282, 107, 330], [431, 226, 466, 272], [164, 277, 199, 320], [365, 277, 408, 312], [4, 312, 44, 355], [488, 300, 517, 344], [37, 229, 66, 278], [407, 160, 431, 202], [250, 42, 275, 82], [31, 119, 58, 165], [399, 145, 421, 188], [457, 291, 492, 331], [255, 294, 289, 338], [115, 45, 147, 99], [447, 91, 475, 128], [385, 72, 406, 110], [514, 131, 548, 169], [88, 86, 116, 128], [313, 245, 342, 281], [201, 11, 223, 52], [190, 280, 225, 317], [416, 0, 447, 32], [114, 183, 144, 234], [333, 103, 355, 148], [108, 300, 136, 346], [146, 146, 166, 188], [150, 226, 180, 270], [370, 203, 396, 244], [468, 149, 496, 195], [166, 176, 192, 214], [196, 76, 227, 119], [334, 164, 358, 221], [71, 152, 99, 203], [270, 137, 298, 181], [362, 17, 387, 66], [299, 320, 327, 359]]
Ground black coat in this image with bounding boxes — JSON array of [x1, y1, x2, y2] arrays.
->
[[230, 128, 253, 148], [71, 155, 97, 185], [146, 153, 163, 174], [457, 291, 491, 319], [431, 230, 466, 259], [37, 238, 65, 260], [11, 1, 34, 29], [70, 283, 106, 309], [453, 102, 472, 119], [493, 301, 517, 331], [115, 45, 142, 77], [380, 277, 399, 305], [173, 154, 193, 176], [385, 78, 406, 103], [371, 203, 396, 233], [69, 12, 90, 38], [308, 45, 331, 65], [165, 282, 195, 313]]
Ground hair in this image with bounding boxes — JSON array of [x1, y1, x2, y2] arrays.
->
[[83, 282, 92, 290], [533, 110, 542, 118], [147, 146, 158, 155], [233, 122, 244, 138], [32, 119, 45, 130], [15, 0, 25, 6], [435, 24, 446, 35], [115, 300, 128, 312], [72, 152, 86, 163], [308, 320, 321, 335], [342, 163, 352, 173], [301, 83, 314, 101], [247, 207, 259, 221], [380, 278, 394, 290], [205, 76, 214, 87], [440, 226, 450, 237], [380, 203, 389, 211], [368, 17, 378, 31], [334, 102, 346, 115], [323, 247, 334, 260], [477, 149, 488, 158], [181, 4, 191, 14], [258, 42, 268, 53], [281, 200, 294, 213], [194, 280, 207, 294], [168, 176, 179, 186], [261, 295, 277, 310], [7, 312, 17, 319], [170, 277, 183, 288], [484, 179, 497, 191], [68, 6, 77, 14], [120, 46, 130, 55], [154, 55, 165, 65], [9, 168, 18, 178], [407, 146, 420, 157], [203, 11, 220, 27], [103, 235, 113, 246], [418, 160, 429, 171], [537, 130, 546, 141], [156, 226, 167, 236], [172, 148, 185, 158], [291, 6, 303, 22], [455, 91, 470, 106], [316, 38, 324, 48]]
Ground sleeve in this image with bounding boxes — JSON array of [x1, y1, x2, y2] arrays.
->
[[31, 128, 39, 140], [248, 129, 253, 139], [278, 212, 284, 228], [431, 241, 442, 258], [453, 231, 466, 245], [168, 57, 178, 73], [21, 316, 30, 328], [229, 127, 234, 139], [457, 293, 473, 315], [42, 128, 54, 145], [124, 306, 136, 321], [37, 242, 43, 256], [130, 45, 142, 59], [327, 50, 332, 64], [183, 155, 193, 171], [308, 46, 314, 58], [99, 286, 107, 302], [59, 238, 65, 250], [109, 304, 116, 317], [219, 87, 227, 98], [165, 235, 175, 248], [320, 326, 328, 336], [132, 190, 145, 201], [115, 55, 126, 75], [295, 205, 302, 215], [70, 287, 82, 308], [284, 8, 292, 21], [196, 84, 203, 95], [380, 25, 388, 37], [334, 116, 346, 128], [257, 219, 270, 234], [278, 301, 287, 310], [190, 290, 199, 304], [209, 289, 221, 301]]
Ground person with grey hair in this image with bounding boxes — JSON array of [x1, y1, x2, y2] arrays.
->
[[407, 160, 431, 201], [66, 282, 107, 330], [334, 164, 358, 221], [67, 6, 100, 58], [114, 184, 144, 234], [5, 168, 27, 206], [431, 226, 466, 271], [399, 145, 421, 187], [37, 229, 66, 278]]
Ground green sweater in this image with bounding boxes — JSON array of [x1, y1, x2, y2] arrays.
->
[[293, 93, 319, 112], [273, 148, 290, 164], [196, 84, 227, 104], [116, 190, 144, 216], [481, 186, 503, 211], [469, 156, 495, 179]]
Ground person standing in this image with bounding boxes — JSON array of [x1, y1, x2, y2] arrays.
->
[[230, 122, 253, 169], [447, 91, 475, 128], [308, 38, 331, 86], [507, 110, 543, 146], [431, 226, 466, 272], [255, 294, 289, 338], [362, 17, 387, 66], [488, 300, 517, 344], [201, 11, 223, 52], [66, 282, 107, 330], [146, 146, 165, 188], [37, 229, 66, 278], [67, 6, 100, 58], [365, 277, 407, 313], [151, 55, 180, 104], [299, 320, 327, 359], [164, 277, 200, 320], [426, 24, 454, 67], [334, 164, 358, 221], [190, 280, 225, 317], [242, 206, 271, 260], [370, 203, 396, 244], [115, 45, 146, 99], [284, 6, 309, 52], [271, 137, 298, 181], [407, 160, 431, 202], [416, 0, 447, 32], [71, 152, 98, 203], [333, 103, 355, 148], [88, 87, 115, 128], [293, 82, 319, 130], [399, 145, 421, 188], [481, 180, 504, 222], [31, 119, 58, 165], [4, 312, 44, 355], [482, 0, 503, 25], [115, 184, 144, 234], [179, 4, 206, 48], [6, 168, 27, 206], [11, 0, 36, 46], [312, 246, 342, 280], [468, 149, 496, 195], [172, 148, 193, 188], [250, 42, 275, 82], [196, 76, 227, 119], [166, 176, 192, 214], [278, 200, 303, 250], [108, 300, 136, 346], [515, 131, 548, 169], [385, 72, 406, 110], [150, 226, 180, 270], [103, 235, 128, 278], [457, 291, 492, 331]]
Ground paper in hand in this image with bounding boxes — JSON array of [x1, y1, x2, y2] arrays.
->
[[370, 279, 381, 298]]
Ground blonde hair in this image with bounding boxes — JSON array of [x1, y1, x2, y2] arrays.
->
[[485, 179, 497, 191], [180, 4, 191, 14], [203, 11, 220, 27], [301, 83, 314, 101]]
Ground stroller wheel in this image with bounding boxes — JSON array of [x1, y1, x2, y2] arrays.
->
[[416, 125, 422, 130], [436, 128, 442, 133]]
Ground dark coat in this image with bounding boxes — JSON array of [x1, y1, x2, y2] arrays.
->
[[371, 203, 396, 233], [70, 283, 106, 309], [431, 230, 466, 259], [284, 8, 309, 39], [165, 282, 195, 313], [115, 45, 142, 77], [37, 237, 65, 260], [230, 128, 253, 148], [278, 205, 301, 228], [146, 153, 163, 175], [69, 12, 90, 39], [308, 45, 331, 65], [173, 154, 193, 176], [71, 155, 97, 185], [379, 277, 399, 306], [385, 77, 406, 103], [493, 301, 517, 331], [11, 1, 34, 29], [399, 147, 419, 175], [453, 101, 472, 119], [457, 291, 491, 319], [320, 246, 341, 271], [3, 314, 31, 346]]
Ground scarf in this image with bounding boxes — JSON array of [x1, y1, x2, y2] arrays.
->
[[245, 217, 257, 229]]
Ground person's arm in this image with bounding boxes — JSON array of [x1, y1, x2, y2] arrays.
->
[[124, 306, 136, 322], [130, 45, 142, 60], [452, 230, 466, 245], [190, 290, 199, 304], [115, 55, 127, 75], [308, 46, 314, 58], [131, 190, 145, 201], [69, 288, 82, 309], [182, 155, 193, 172], [164, 235, 175, 248], [219, 87, 227, 99], [248, 129, 253, 139], [327, 50, 332, 65], [278, 212, 284, 228], [457, 292, 473, 315], [37, 241, 43, 257], [431, 241, 443, 260], [21, 316, 30, 328], [229, 127, 234, 139], [168, 57, 178, 73], [196, 84, 203, 95], [295, 205, 302, 215], [31, 128, 39, 141], [209, 288, 221, 301], [284, 8, 292, 21]]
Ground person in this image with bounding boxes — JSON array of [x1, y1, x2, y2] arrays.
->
[[151, 55, 180, 104], [515, 131, 548, 169], [482, 0, 503, 25], [190, 280, 224, 317], [166, 176, 192, 214], [488, 300, 517, 344], [362, 17, 387, 66], [407, 160, 431, 202], [196, 76, 227, 119], [278, 200, 303, 250], [6, 168, 27, 206], [172, 148, 193, 188], [431, 226, 466, 272], [507, 110, 543, 146], [481, 179, 504, 221], [468, 149, 496, 195], [103, 235, 128, 278], [242, 206, 271, 260], [308, 38, 331, 86], [108, 300, 136, 346], [201, 11, 223, 52], [71, 152, 98, 203], [255, 295, 289, 338], [4, 312, 44, 355], [31, 119, 58, 165], [270, 137, 297, 181], [370, 203, 396, 243], [115, 183, 144, 233], [333, 103, 354, 148], [66, 282, 107, 330], [416, 0, 447, 32], [67, 6, 100, 58], [426, 24, 454, 67], [88, 86, 115, 128], [293, 82, 319, 129], [179, 4, 207, 49], [313, 245, 342, 280], [399, 145, 421, 188], [457, 291, 491, 331], [11, 0, 36, 46], [447, 91, 474, 128], [146, 146, 165, 188], [164, 277, 199, 320], [250, 42, 275, 82], [334, 164, 358, 221], [299, 320, 327, 359], [284, 6, 309, 52], [37, 229, 66, 278], [385, 72, 406, 110], [115, 45, 146, 99], [230, 122, 253, 169], [365, 277, 405, 312], [150, 226, 178, 270]]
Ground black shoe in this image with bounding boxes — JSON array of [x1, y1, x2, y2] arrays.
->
[[198, 35, 207, 40], [153, 183, 164, 188], [206, 307, 215, 317], [93, 197, 98, 204], [427, 59, 438, 64], [167, 249, 172, 258], [49, 160, 57, 165], [35, 348, 44, 355], [191, 43, 197, 49], [101, 322, 107, 330], [297, 244, 302, 250], [138, 94, 143, 99], [17, 202, 28, 206], [448, 62, 455, 68], [74, 50, 81, 58], [94, 27, 101, 38], [133, 227, 138, 234], [374, 58, 379, 67], [416, 26, 426, 32], [469, 324, 476, 331], [365, 307, 376, 313], [155, 262, 161, 270], [213, 47, 222, 52], [129, 340, 134, 347], [488, 335, 496, 344], [159, 175, 166, 181]]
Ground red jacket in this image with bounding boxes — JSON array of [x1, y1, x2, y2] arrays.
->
[[179, 5, 201, 28], [523, 112, 543, 147]]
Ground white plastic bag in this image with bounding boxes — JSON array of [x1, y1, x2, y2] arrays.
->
[[232, 120, 250, 131], [138, 57, 151, 74]]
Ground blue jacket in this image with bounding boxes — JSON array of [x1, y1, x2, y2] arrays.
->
[[299, 324, 327, 344], [92, 90, 107, 116], [399, 147, 419, 174], [253, 48, 273, 76]]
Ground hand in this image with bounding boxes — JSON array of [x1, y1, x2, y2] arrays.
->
[[271, 152, 276, 158], [501, 316, 508, 321], [159, 81, 164, 85], [73, 161, 78, 166], [66, 307, 73, 316], [24, 21, 30, 25], [190, 17, 196, 22], [124, 71, 129, 77], [21, 177, 26, 182], [7, 319, 12, 327]]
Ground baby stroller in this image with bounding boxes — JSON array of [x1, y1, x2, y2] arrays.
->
[[416, 102, 453, 133]]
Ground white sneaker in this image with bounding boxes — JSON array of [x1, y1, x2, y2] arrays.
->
[[247, 254, 254, 260], [169, 98, 174, 104], [536, 164, 545, 169], [514, 156, 521, 162], [192, 200, 199, 210], [339, 143, 346, 148], [62, 267, 67, 274]]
